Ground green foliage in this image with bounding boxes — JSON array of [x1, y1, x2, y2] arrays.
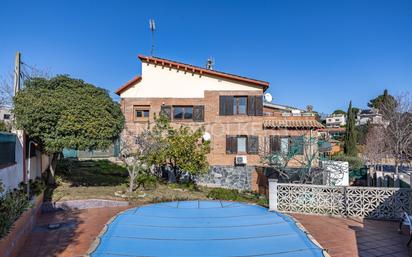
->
[[0, 121, 8, 132], [13, 75, 124, 153], [144, 114, 211, 182], [207, 188, 243, 201], [368, 89, 396, 110], [331, 152, 364, 170], [135, 174, 157, 190], [0, 180, 30, 239], [344, 101, 357, 156], [207, 188, 268, 207], [56, 159, 128, 186], [356, 122, 371, 145], [332, 109, 346, 115]]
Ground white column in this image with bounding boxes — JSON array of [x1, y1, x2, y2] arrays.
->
[[268, 179, 278, 211]]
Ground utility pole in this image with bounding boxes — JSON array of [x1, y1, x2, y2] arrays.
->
[[13, 52, 21, 95]]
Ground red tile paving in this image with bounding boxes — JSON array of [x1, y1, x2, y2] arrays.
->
[[17, 207, 412, 257], [17, 206, 128, 257], [291, 213, 412, 257]]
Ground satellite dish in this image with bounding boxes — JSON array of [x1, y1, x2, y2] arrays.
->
[[264, 93, 273, 103], [202, 132, 211, 141]]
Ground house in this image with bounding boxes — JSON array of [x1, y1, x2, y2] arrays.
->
[[116, 55, 323, 191], [0, 107, 12, 122], [356, 108, 383, 126], [325, 114, 346, 128]]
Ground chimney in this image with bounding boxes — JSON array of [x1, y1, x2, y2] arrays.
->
[[306, 105, 313, 113]]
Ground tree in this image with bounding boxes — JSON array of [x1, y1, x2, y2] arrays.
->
[[332, 109, 346, 115], [368, 89, 396, 113], [344, 101, 357, 156], [363, 125, 387, 172], [119, 129, 158, 192], [166, 125, 210, 182], [261, 131, 348, 185], [13, 75, 124, 184], [0, 75, 13, 108], [379, 93, 412, 186]]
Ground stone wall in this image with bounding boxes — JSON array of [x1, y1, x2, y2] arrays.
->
[[196, 165, 254, 191]]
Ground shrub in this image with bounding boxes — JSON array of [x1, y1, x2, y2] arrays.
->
[[135, 174, 157, 190], [207, 188, 243, 201], [331, 153, 364, 170], [0, 180, 30, 238]]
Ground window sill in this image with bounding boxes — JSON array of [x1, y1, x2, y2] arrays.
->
[[0, 162, 17, 170]]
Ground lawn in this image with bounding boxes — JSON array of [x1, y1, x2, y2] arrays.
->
[[47, 159, 268, 207]]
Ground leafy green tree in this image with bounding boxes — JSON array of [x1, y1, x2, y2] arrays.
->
[[332, 109, 346, 115], [368, 89, 396, 111], [13, 75, 124, 184], [344, 101, 357, 156], [166, 125, 210, 182]]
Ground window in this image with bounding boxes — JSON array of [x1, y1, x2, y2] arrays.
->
[[269, 136, 304, 155], [3, 114, 10, 120], [237, 136, 247, 153], [219, 96, 262, 116], [226, 135, 259, 154], [173, 106, 193, 120], [233, 96, 247, 115], [133, 106, 150, 121]]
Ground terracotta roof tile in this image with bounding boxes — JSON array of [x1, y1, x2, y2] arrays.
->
[[263, 119, 324, 129]]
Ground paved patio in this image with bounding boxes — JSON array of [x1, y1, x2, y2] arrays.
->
[[17, 206, 412, 257], [291, 213, 412, 257]]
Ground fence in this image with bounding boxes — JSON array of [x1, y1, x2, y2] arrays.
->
[[269, 180, 412, 220]]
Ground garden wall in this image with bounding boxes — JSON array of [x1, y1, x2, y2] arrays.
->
[[196, 165, 253, 191], [269, 180, 412, 220], [0, 193, 44, 257]]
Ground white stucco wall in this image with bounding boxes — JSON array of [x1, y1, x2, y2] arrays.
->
[[0, 131, 24, 192], [120, 63, 262, 98]]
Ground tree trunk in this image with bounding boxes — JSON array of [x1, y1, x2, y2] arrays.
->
[[47, 152, 59, 185], [394, 162, 400, 187]]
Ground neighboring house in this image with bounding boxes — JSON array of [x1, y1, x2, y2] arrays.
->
[[325, 114, 346, 128], [318, 127, 346, 141], [0, 107, 12, 123], [356, 108, 383, 126], [116, 55, 323, 191]]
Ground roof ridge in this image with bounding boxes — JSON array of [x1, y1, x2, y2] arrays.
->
[[138, 54, 269, 89]]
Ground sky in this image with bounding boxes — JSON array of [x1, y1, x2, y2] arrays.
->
[[0, 0, 411, 113]]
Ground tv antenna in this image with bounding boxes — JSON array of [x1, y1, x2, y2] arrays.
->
[[206, 57, 214, 70], [149, 19, 156, 56]]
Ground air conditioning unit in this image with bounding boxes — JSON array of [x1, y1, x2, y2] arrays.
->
[[235, 156, 247, 165]]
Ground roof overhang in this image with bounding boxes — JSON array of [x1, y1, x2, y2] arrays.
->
[[138, 55, 269, 90], [115, 76, 142, 95], [263, 119, 324, 130]]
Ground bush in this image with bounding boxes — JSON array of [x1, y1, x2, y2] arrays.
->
[[207, 188, 269, 207], [135, 174, 157, 190], [207, 188, 243, 201], [331, 153, 364, 170], [0, 181, 30, 238]]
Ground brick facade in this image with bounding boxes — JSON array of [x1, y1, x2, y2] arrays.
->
[[118, 55, 322, 191]]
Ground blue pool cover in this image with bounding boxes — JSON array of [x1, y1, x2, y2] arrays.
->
[[90, 200, 325, 257]]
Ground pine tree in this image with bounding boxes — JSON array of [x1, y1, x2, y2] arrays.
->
[[344, 101, 357, 156]]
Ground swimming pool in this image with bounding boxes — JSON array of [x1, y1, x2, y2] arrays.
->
[[89, 200, 326, 257]]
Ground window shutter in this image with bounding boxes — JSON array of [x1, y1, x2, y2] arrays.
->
[[219, 96, 234, 116], [193, 106, 204, 122], [219, 96, 226, 115], [247, 96, 255, 116], [226, 136, 237, 154], [247, 136, 259, 154], [269, 136, 281, 154], [254, 96, 263, 116], [160, 106, 172, 119]]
